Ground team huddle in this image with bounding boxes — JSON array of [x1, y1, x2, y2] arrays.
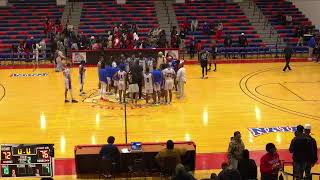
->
[[62, 52, 186, 105], [97, 53, 186, 105]]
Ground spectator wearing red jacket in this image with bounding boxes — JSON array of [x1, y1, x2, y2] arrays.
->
[[260, 143, 281, 180]]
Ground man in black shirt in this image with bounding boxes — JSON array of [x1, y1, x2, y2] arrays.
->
[[239, 33, 248, 58], [224, 34, 233, 59], [283, 44, 293, 71], [304, 124, 318, 180], [199, 49, 210, 79], [237, 149, 257, 180], [127, 64, 140, 104]]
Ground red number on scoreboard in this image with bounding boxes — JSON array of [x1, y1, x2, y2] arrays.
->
[[40, 150, 49, 159], [2, 152, 11, 160]]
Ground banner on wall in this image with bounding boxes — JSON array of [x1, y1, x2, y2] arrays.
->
[[72, 52, 87, 64]]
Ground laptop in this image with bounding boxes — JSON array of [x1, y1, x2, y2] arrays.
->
[[131, 142, 142, 151]]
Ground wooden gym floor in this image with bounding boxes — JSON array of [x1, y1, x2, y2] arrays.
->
[[0, 61, 319, 179]]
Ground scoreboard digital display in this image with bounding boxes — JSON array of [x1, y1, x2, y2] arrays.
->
[[0, 144, 54, 178]]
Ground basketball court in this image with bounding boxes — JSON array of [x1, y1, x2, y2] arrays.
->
[[0, 61, 319, 179]]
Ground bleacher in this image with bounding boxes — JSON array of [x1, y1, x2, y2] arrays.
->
[[255, 0, 315, 46], [79, 0, 158, 39], [174, 0, 264, 49], [0, 0, 64, 60]]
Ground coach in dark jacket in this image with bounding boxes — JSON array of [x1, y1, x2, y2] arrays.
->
[[289, 125, 315, 179], [238, 149, 257, 180]]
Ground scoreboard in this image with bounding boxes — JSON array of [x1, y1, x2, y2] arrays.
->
[[0, 144, 54, 178]]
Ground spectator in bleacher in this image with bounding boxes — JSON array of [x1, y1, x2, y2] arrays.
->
[[203, 21, 210, 35], [191, 18, 198, 32], [155, 140, 186, 165], [181, 19, 189, 34], [171, 26, 178, 48], [158, 30, 167, 48], [17, 41, 25, 60], [132, 23, 138, 33], [304, 124, 318, 179], [215, 22, 223, 40], [260, 143, 280, 180], [239, 33, 248, 58], [224, 34, 233, 59], [172, 164, 196, 180], [285, 15, 293, 25], [189, 37, 196, 59], [218, 161, 241, 180], [237, 149, 257, 180], [307, 35, 317, 61], [227, 131, 245, 169], [296, 25, 304, 46], [289, 125, 315, 179]]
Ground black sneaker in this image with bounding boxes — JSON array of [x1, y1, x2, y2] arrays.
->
[[64, 100, 69, 103], [71, 99, 78, 103]]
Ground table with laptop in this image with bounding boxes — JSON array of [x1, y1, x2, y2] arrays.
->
[[74, 141, 196, 178]]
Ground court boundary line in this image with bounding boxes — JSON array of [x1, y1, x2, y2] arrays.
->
[[239, 64, 320, 120], [0, 83, 6, 102]]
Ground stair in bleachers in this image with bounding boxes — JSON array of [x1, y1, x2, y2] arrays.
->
[[238, 0, 284, 47], [173, 0, 264, 49], [254, 0, 316, 48]]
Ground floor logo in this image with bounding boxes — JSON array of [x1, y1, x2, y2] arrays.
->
[[249, 126, 297, 137], [11, 73, 48, 77]]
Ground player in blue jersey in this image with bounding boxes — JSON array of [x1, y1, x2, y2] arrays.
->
[[152, 65, 162, 104], [79, 60, 86, 96], [105, 62, 113, 95]]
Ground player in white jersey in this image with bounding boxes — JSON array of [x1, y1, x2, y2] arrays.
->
[[115, 65, 127, 103], [63, 63, 78, 103], [79, 60, 86, 96], [143, 67, 153, 104], [162, 64, 176, 104]]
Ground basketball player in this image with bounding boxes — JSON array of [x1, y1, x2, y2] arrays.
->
[[97, 56, 104, 88], [199, 49, 210, 79], [144, 67, 153, 104], [162, 63, 176, 104], [99, 63, 107, 100], [283, 44, 293, 72], [32, 41, 41, 70], [111, 62, 119, 97], [176, 62, 186, 99], [127, 69, 139, 104], [210, 40, 217, 72], [79, 60, 86, 96], [105, 62, 113, 95], [152, 65, 162, 104], [115, 65, 127, 103], [64, 63, 78, 103]]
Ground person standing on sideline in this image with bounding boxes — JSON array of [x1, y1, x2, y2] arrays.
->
[[199, 49, 210, 79], [307, 36, 317, 61], [162, 64, 176, 104], [289, 125, 315, 180], [63, 63, 78, 103], [99, 63, 107, 100], [304, 124, 318, 180], [210, 40, 218, 71], [237, 149, 257, 180], [260, 143, 281, 180], [176, 62, 186, 99], [227, 131, 245, 169], [32, 41, 42, 70], [239, 33, 248, 58], [283, 44, 293, 72], [115, 65, 127, 103], [79, 60, 86, 96]]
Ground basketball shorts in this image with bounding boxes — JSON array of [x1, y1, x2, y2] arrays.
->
[[65, 79, 72, 90], [118, 80, 125, 90], [154, 82, 161, 92], [128, 84, 139, 93], [113, 80, 119, 87], [107, 77, 112, 85], [164, 79, 174, 90]]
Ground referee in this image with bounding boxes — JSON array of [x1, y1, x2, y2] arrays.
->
[[199, 48, 210, 79], [283, 44, 293, 72]]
